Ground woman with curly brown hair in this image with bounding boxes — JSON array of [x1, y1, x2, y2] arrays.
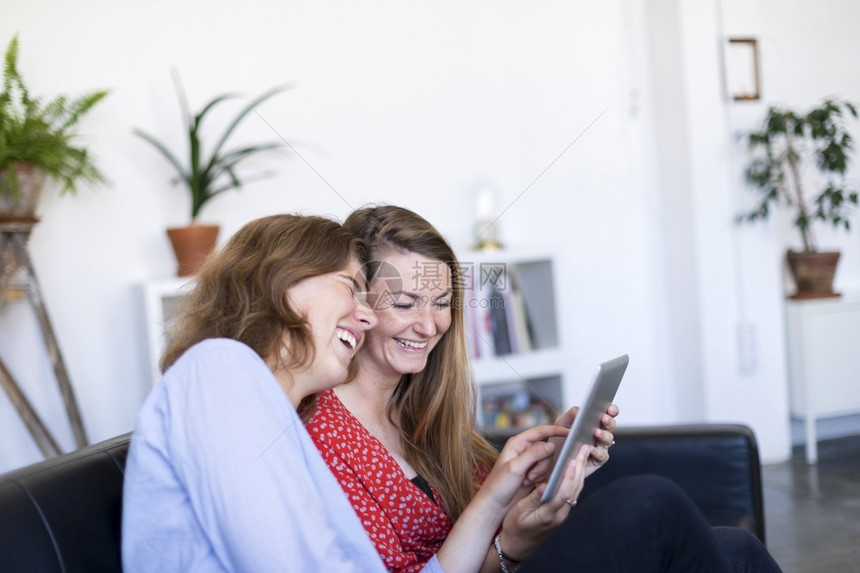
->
[[122, 214, 383, 572]]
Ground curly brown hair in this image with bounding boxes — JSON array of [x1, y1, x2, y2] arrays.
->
[[160, 214, 367, 394]]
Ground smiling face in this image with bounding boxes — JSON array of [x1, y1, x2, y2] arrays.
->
[[281, 257, 377, 405], [361, 250, 453, 382]]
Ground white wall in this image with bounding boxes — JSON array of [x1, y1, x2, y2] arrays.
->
[[652, 0, 860, 462], [2, 0, 859, 472], [723, 0, 860, 283], [674, 1, 792, 460], [642, 0, 706, 422]]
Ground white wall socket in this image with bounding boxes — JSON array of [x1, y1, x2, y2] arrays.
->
[[737, 322, 758, 375]]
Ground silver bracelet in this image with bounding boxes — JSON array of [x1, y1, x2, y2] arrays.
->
[[493, 532, 520, 573]]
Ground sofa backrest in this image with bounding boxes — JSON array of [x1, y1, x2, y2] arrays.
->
[[0, 423, 765, 571], [0, 433, 131, 573], [580, 423, 766, 543]]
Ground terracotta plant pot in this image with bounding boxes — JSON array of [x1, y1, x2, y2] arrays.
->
[[786, 250, 841, 300], [0, 162, 46, 221], [166, 224, 220, 277]]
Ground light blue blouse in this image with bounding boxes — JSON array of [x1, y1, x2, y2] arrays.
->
[[122, 338, 441, 572]]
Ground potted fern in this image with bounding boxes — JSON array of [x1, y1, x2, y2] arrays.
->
[[737, 98, 859, 299], [133, 70, 290, 276], [0, 34, 108, 220]]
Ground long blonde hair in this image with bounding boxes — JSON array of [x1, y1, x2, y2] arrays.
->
[[344, 205, 498, 522], [161, 214, 367, 400]]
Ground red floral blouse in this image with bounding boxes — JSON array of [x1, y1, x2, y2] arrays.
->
[[306, 389, 450, 572]]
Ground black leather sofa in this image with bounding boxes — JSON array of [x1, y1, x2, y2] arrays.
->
[[0, 424, 764, 572], [579, 423, 765, 543], [0, 433, 129, 573]]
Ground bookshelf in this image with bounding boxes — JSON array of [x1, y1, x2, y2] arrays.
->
[[141, 278, 194, 385], [457, 248, 565, 438]]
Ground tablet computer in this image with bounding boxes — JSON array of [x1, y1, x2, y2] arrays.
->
[[540, 354, 629, 504]]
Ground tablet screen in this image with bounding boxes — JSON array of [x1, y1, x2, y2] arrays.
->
[[539, 354, 628, 504]]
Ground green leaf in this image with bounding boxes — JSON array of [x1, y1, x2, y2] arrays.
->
[[737, 97, 859, 245], [170, 67, 193, 135], [216, 142, 284, 167], [133, 72, 292, 221], [208, 83, 293, 164], [132, 128, 190, 184], [1, 34, 108, 197]]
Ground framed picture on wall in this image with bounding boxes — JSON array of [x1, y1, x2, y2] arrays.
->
[[725, 37, 761, 101]]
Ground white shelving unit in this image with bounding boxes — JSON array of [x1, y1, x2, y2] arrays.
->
[[785, 291, 860, 464], [141, 278, 195, 385], [456, 248, 566, 438]]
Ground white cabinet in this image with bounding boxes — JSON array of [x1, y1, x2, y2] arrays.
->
[[785, 292, 860, 463], [141, 279, 194, 385], [456, 249, 566, 438]]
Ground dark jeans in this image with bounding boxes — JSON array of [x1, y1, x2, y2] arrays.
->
[[518, 475, 782, 573], [710, 526, 782, 573]]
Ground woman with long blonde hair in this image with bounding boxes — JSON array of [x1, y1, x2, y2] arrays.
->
[[306, 205, 783, 573]]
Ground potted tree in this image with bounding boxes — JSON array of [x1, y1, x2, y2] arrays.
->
[[133, 70, 290, 276], [737, 98, 859, 299], [0, 34, 108, 221]]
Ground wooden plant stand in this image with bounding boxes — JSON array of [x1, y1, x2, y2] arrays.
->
[[0, 217, 88, 458]]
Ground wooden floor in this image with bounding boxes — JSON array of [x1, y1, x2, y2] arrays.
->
[[762, 435, 860, 572]]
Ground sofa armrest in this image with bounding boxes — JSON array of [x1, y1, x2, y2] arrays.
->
[[579, 423, 765, 543], [0, 433, 131, 573]]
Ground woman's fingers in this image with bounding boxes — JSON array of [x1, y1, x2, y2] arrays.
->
[[482, 439, 561, 508], [505, 441, 556, 476], [605, 402, 620, 418], [552, 443, 590, 511], [600, 404, 619, 430], [517, 443, 589, 525], [517, 424, 570, 443], [554, 405, 580, 429], [494, 425, 570, 486], [500, 424, 569, 458], [523, 456, 554, 487], [593, 427, 615, 448], [589, 403, 619, 460], [587, 444, 610, 468], [497, 444, 590, 548], [599, 414, 616, 432]]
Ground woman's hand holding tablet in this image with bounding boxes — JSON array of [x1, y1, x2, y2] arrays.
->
[[539, 354, 629, 504]]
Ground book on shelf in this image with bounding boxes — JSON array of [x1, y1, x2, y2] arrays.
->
[[464, 279, 480, 358], [465, 263, 536, 359], [506, 267, 533, 354], [489, 286, 512, 355], [464, 275, 494, 358], [481, 387, 555, 431]]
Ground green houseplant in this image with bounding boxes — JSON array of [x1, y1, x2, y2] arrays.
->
[[0, 34, 108, 219], [737, 98, 859, 299], [133, 70, 290, 276]]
